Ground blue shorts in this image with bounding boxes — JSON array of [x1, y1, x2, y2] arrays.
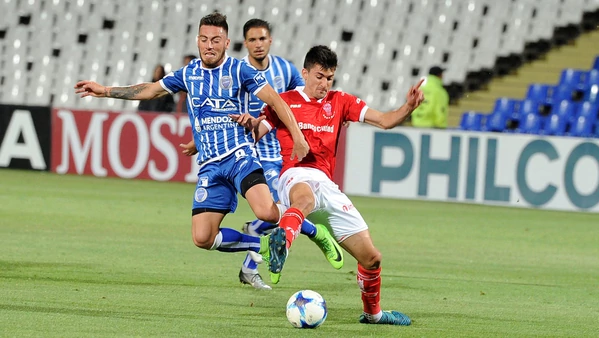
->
[[261, 159, 282, 202], [192, 146, 263, 214]]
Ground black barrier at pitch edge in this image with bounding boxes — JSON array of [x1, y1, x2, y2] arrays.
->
[[0, 104, 51, 171]]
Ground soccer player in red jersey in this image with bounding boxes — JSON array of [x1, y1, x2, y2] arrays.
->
[[232, 45, 424, 325]]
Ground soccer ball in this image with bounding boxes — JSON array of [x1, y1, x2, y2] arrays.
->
[[286, 290, 327, 328]]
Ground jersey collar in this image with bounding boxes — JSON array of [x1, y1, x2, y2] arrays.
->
[[295, 86, 325, 103], [243, 54, 272, 72]]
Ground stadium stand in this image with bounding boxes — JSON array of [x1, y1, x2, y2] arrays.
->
[[0, 0, 599, 117]]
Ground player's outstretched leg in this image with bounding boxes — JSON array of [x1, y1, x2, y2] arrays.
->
[[268, 227, 287, 284], [356, 263, 411, 326], [310, 223, 344, 270], [239, 222, 270, 290]]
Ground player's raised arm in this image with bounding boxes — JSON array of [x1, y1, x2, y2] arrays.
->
[[363, 79, 425, 129], [74, 80, 169, 100], [255, 85, 309, 161]]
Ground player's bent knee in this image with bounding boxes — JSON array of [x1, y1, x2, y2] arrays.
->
[[360, 250, 382, 270], [192, 236, 213, 250], [191, 209, 227, 250]]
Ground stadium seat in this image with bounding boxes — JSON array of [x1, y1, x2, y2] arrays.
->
[[484, 112, 508, 132], [544, 114, 568, 136], [460, 112, 484, 131], [593, 55, 599, 70], [584, 85, 599, 104], [577, 102, 599, 119], [552, 100, 578, 118], [569, 115, 597, 137], [520, 99, 541, 116], [559, 69, 585, 90], [526, 84, 552, 103], [583, 69, 599, 89], [493, 98, 520, 116], [518, 113, 543, 134], [548, 85, 574, 105]]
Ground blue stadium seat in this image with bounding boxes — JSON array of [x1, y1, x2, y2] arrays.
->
[[520, 99, 541, 116], [460, 111, 484, 131], [577, 102, 599, 119], [492, 98, 520, 116], [559, 69, 585, 90], [548, 85, 573, 105], [569, 115, 596, 138], [518, 113, 542, 134], [584, 69, 599, 89], [584, 85, 599, 105], [544, 114, 568, 136], [551, 100, 577, 118], [593, 55, 599, 70], [484, 112, 507, 132], [526, 84, 551, 103]]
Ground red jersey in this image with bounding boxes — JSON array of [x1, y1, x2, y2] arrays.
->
[[262, 87, 368, 179]]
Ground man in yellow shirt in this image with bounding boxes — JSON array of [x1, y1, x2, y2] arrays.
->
[[410, 66, 449, 128]]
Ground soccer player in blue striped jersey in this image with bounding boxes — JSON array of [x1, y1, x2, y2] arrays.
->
[[236, 19, 344, 290], [74, 13, 310, 272]]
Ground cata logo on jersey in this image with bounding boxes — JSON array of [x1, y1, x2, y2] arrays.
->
[[194, 97, 237, 112]]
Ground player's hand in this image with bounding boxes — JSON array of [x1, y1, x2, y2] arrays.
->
[[290, 135, 310, 162], [229, 113, 264, 130], [230, 113, 265, 142], [74, 80, 108, 98], [406, 78, 425, 109], [179, 140, 197, 156], [342, 121, 350, 128]]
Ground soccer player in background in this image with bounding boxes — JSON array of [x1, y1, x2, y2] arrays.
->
[[236, 19, 344, 290], [74, 13, 310, 273], [232, 45, 424, 325]]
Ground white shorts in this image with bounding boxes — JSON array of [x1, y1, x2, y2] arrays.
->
[[278, 167, 368, 242]]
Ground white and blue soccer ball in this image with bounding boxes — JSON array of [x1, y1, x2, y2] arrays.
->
[[286, 290, 327, 328]]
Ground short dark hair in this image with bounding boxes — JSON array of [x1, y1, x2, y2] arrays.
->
[[243, 18, 272, 39], [303, 45, 337, 70], [199, 12, 228, 34]]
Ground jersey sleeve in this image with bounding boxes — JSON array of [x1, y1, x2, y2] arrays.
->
[[240, 63, 268, 96], [342, 92, 369, 122], [287, 63, 305, 89], [159, 68, 186, 95], [260, 104, 280, 131]]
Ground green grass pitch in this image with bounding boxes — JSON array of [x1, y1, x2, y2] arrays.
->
[[1, 169, 597, 337]]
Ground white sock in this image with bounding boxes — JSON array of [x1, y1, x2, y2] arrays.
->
[[209, 232, 223, 250], [362, 311, 383, 323], [276, 203, 288, 223], [241, 266, 259, 274]]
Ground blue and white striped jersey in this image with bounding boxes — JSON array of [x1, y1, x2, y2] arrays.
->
[[242, 54, 304, 161], [160, 55, 268, 166]]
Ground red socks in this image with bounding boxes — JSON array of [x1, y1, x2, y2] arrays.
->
[[278, 207, 304, 249], [357, 264, 381, 315]]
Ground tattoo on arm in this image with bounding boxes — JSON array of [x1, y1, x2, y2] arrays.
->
[[107, 83, 150, 100]]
